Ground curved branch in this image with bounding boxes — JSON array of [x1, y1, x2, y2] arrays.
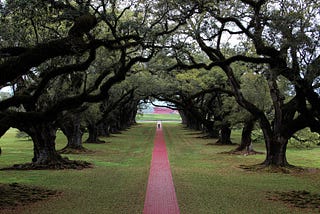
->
[[0, 49, 97, 111], [0, 14, 97, 86], [169, 54, 271, 71]]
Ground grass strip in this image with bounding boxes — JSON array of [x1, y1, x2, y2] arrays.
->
[[0, 124, 154, 214], [163, 123, 320, 214]]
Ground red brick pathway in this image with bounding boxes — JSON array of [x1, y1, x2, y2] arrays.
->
[[143, 123, 180, 214]]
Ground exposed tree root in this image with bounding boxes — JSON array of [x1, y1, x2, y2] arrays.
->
[[58, 146, 94, 154], [111, 130, 122, 134], [206, 142, 237, 146], [220, 149, 264, 156], [84, 139, 107, 144], [214, 139, 234, 145], [0, 183, 60, 210], [197, 135, 218, 139], [267, 190, 320, 211], [0, 158, 93, 170], [239, 163, 306, 174]]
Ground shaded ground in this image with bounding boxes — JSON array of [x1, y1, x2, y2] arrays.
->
[[0, 159, 93, 170], [267, 190, 320, 211], [0, 125, 155, 213], [0, 183, 60, 210], [206, 142, 238, 146], [58, 147, 95, 154], [218, 148, 264, 156], [238, 164, 320, 174]]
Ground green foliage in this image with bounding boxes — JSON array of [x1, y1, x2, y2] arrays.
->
[[0, 0, 68, 46], [82, 103, 102, 124], [240, 72, 271, 110], [289, 128, 320, 149]]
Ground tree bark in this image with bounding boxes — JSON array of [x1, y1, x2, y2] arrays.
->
[[179, 110, 187, 125], [1, 119, 93, 169], [205, 123, 220, 138], [59, 114, 86, 152], [85, 123, 105, 144], [23, 123, 62, 164], [97, 122, 110, 137], [235, 117, 256, 152], [216, 125, 233, 144], [262, 138, 289, 166]]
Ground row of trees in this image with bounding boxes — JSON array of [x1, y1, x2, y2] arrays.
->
[[0, 0, 319, 168], [150, 0, 320, 166], [0, 0, 192, 168]]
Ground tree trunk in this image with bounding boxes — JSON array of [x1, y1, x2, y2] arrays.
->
[[24, 123, 62, 164], [180, 110, 202, 131], [60, 115, 86, 152], [7, 121, 92, 170], [85, 123, 105, 144], [110, 119, 122, 134], [216, 125, 233, 144], [262, 138, 289, 167], [204, 123, 219, 138], [65, 128, 84, 149], [179, 110, 187, 125], [97, 122, 110, 137], [235, 117, 256, 152]]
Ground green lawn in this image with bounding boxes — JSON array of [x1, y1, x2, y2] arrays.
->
[[0, 124, 155, 214], [163, 123, 320, 214], [0, 123, 320, 213], [136, 113, 181, 121]]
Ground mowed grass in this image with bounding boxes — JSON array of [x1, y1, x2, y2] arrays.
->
[[1, 123, 320, 213], [0, 124, 155, 214], [163, 123, 320, 214], [136, 113, 181, 121]]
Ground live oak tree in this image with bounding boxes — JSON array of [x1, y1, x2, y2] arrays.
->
[[81, 67, 164, 144], [0, 1, 98, 168], [169, 0, 320, 167], [57, 47, 120, 152], [2, 0, 318, 170], [148, 61, 236, 141], [83, 86, 137, 144], [229, 71, 272, 153], [148, 43, 250, 144], [0, 0, 191, 168]]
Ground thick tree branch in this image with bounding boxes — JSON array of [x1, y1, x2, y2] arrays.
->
[[169, 54, 271, 71], [0, 14, 97, 86], [0, 49, 97, 111]]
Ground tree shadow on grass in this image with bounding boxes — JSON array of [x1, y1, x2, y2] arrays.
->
[[58, 146, 95, 155], [219, 149, 264, 155], [0, 158, 93, 170], [0, 183, 61, 211], [267, 190, 320, 211], [240, 163, 320, 212], [239, 163, 320, 174]]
